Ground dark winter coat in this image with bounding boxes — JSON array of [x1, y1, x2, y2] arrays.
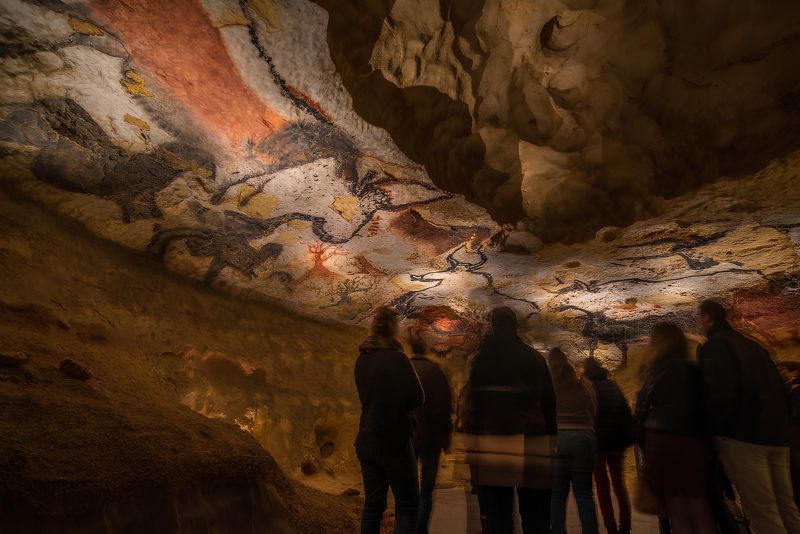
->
[[466, 331, 557, 437], [586, 367, 635, 452], [355, 340, 424, 451], [636, 356, 703, 436], [553, 375, 596, 432], [411, 356, 453, 452], [697, 322, 789, 446]]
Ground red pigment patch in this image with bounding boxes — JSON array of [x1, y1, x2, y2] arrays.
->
[[731, 292, 800, 346], [390, 209, 491, 255], [409, 306, 482, 355], [295, 243, 345, 285], [91, 0, 287, 147]]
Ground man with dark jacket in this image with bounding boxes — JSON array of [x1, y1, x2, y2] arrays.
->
[[410, 337, 453, 534], [697, 300, 800, 533], [355, 306, 424, 534], [777, 361, 800, 511], [466, 307, 557, 534], [584, 357, 633, 534]]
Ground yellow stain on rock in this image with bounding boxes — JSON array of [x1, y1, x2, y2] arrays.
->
[[123, 113, 150, 131], [121, 70, 153, 97], [250, 0, 280, 29], [68, 17, 104, 36], [237, 185, 278, 218], [330, 195, 359, 222], [155, 148, 213, 179], [211, 6, 249, 27]]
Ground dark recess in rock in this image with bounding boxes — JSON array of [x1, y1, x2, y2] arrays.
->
[[58, 358, 92, 380]]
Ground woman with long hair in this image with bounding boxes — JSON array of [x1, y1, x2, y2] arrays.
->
[[549, 348, 600, 534], [635, 322, 716, 533]]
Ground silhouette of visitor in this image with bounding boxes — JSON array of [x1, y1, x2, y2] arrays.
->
[[409, 337, 453, 534], [697, 300, 800, 533], [777, 361, 800, 511], [549, 348, 600, 534], [465, 307, 557, 534], [355, 306, 424, 534], [584, 356, 634, 534], [636, 322, 716, 533]]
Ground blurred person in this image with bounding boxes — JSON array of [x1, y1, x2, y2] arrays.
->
[[636, 322, 716, 533], [549, 348, 600, 534], [697, 300, 800, 534], [777, 360, 800, 511], [466, 307, 557, 533], [410, 337, 453, 534], [584, 357, 634, 534], [355, 306, 424, 534]]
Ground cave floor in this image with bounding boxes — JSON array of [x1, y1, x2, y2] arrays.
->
[[428, 487, 661, 534], [303, 452, 661, 533]]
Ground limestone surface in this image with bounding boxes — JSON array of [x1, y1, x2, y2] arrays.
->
[[322, 0, 800, 241], [0, 0, 797, 365]]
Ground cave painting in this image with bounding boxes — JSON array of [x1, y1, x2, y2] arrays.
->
[[91, 0, 286, 147], [0, 0, 798, 365]]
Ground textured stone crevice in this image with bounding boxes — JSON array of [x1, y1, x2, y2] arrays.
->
[[313, 0, 520, 223], [317, 0, 800, 242]]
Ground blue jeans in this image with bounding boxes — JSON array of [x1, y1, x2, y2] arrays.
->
[[551, 430, 599, 534], [357, 439, 420, 534]]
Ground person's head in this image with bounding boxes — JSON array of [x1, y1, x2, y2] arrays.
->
[[410, 335, 428, 356], [548, 348, 578, 383], [369, 306, 399, 339], [582, 356, 608, 380], [650, 322, 688, 361], [698, 299, 727, 334], [490, 307, 518, 334]]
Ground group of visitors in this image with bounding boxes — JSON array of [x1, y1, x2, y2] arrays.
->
[[353, 301, 800, 534], [636, 301, 800, 534]]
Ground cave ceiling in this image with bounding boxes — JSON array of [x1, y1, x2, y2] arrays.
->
[[0, 0, 799, 362]]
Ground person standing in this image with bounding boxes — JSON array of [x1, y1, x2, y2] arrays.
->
[[697, 299, 800, 533], [409, 337, 453, 534], [549, 348, 600, 534], [584, 356, 634, 534], [636, 322, 716, 533], [355, 306, 424, 534], [466, 307, 557, 534], [777, 361, 800, 511]]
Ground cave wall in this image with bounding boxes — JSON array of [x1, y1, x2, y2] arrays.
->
[[320, 0, 800, 242], [0, 186, 383, 531], [0, 183, 368, 485], [0, 0, 798, 392]]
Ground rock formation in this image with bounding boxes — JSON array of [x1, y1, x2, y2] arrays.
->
[[1, 0, 797, 360], [322, 0, 800, 241]]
